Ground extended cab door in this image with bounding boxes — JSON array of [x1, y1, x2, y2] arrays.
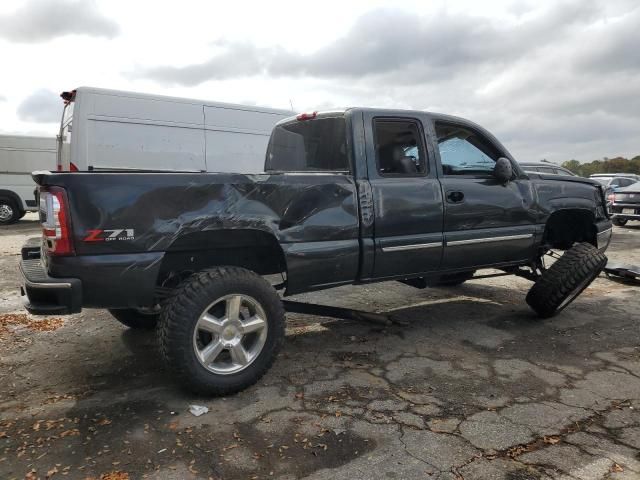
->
[[428, 120, 538, 270], [363, 113, 444, 279]]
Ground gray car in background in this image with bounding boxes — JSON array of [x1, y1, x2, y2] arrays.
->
[[609, 181, 640, 226], [590, 173, 639, 191], [518, 161, 577, 176]]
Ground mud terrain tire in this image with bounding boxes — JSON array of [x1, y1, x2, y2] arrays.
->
[[526, 242, 607, 318], [158, 266, 285, 396]]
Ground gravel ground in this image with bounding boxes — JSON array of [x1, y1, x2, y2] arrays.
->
[[1, 214, 639, 480]]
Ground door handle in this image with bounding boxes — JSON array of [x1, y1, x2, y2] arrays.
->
[[446, 191, 464, 203]]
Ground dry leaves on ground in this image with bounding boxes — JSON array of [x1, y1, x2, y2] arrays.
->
[[84, 472, 130, 480], [0, 313, 63, 338]]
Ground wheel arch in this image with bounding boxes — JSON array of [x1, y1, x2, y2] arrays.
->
[[0, 189, 25, 212], [156, 228, 288, 289], [543, 208, 598, 250]]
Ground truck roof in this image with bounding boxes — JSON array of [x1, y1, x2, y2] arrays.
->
[[72, 86, 293, 116], [278, 107, 486, 128], [276, 108, 509, 159]]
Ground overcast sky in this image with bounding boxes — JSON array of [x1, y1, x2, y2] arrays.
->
[[0, 0, 638, 163]]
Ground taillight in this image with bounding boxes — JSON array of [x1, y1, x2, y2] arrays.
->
[[40, 187, 74, 256], [70, 162, 79, 172]]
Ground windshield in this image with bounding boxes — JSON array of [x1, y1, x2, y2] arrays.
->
[[265, 116, 349, 172]]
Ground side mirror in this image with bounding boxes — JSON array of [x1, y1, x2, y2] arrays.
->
[[493, 157, 513, 184]]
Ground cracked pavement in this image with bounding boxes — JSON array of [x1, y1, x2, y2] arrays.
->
[[1, 215, 639, 479]]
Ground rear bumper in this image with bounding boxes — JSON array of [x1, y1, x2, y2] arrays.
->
[[609, 203, 640, 220], [19, 237, 164, 314], [20, 257, 82, 315]]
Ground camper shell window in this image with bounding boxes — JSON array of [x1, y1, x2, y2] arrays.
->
[[265, 116, 349, 172]]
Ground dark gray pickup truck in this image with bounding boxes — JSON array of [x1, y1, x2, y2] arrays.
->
[[20, 108, 612, 394]]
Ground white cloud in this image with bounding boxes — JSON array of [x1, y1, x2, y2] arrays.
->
[[0, 0, 119, 43], [17, 89, 60, 123], [0, 0, 638, 162]]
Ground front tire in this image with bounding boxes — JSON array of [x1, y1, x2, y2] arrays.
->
[[526, 243, 607, 318], [612, 218, 628, 227], [158, 266, 285, 396], [109, 308, 159, 329]]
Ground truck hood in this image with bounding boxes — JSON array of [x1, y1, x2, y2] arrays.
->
[[527, 172, 601, 187]]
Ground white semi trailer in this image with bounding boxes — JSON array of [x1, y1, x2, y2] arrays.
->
[[57, 87, 293, 173], [0, 135, 56, 224]]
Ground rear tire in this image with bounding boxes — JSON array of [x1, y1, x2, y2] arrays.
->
[[0, 197, 20, 225], [158, 266, 285, 396], [526, 243, 606, 318], [612, 218, 628, 226], [109, 308, 159, 329]]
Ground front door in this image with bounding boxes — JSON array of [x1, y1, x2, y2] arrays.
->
[[431, 121, 539, 270], [364, 115, 444, 278]]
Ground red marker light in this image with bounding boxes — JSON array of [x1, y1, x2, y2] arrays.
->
[[60, 90, 76, 103], [296, 111, 317, 121]]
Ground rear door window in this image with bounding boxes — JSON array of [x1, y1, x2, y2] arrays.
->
[[374, 119, 427, 176], [619, 178, 635, 187]]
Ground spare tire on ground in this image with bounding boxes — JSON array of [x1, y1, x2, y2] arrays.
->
[[526, 242, 607, 318]]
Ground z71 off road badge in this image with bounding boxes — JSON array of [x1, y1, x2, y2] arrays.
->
[[83, 229, 135, 242]]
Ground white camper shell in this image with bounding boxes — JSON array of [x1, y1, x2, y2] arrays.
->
[[0, 135, 56, 224], [58, 87, 293, 173]]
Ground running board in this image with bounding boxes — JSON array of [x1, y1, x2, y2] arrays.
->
[[282, 300, 408, 326]]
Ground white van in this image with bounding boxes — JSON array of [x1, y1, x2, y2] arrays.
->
[[0, 135, 56, 224], [58, 87, 293, 173]]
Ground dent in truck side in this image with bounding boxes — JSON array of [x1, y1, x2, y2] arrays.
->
[[38, 171, 361, 305]]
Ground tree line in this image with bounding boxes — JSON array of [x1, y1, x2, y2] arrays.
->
[[561, 156, 640, 177]]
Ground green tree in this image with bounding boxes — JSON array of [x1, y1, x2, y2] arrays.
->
[[560, 156, 640, 177]]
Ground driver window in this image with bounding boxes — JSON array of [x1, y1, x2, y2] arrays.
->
[[374, 119, 427, 176], [435, 122, 500, 176]]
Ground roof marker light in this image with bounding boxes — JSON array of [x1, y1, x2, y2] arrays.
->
[[296, 111, 317, 121], [60, 90, 76, 104]]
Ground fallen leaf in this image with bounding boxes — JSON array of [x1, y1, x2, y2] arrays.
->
[[99, 472, 129, 480]]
